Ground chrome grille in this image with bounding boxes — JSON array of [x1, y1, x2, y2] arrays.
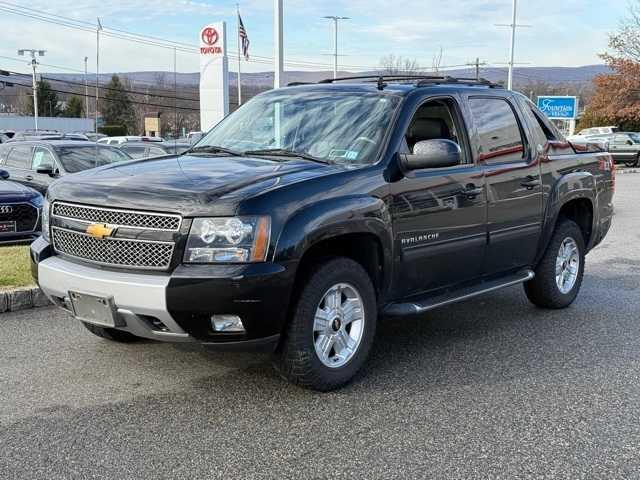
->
[[52, 227, 174, 270], [52, 202, 181, 231]]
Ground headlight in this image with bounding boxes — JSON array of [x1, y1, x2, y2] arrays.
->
[[41, 197, 50, 242], [184, 216, 271, 264]]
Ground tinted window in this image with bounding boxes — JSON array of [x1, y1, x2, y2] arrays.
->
[[148, 146, 168, 157], [53, 145, 130, 173], [5, 145, 33, 168], [122, 146, 147, 159], [469, 98, 525, 163]]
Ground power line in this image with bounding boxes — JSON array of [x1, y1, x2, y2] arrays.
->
[[5, 79, 201, 111], [4, 70, 200, 102]]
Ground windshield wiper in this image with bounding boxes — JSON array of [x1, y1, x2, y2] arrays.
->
[[187, 145, 244, 157], [244, 148, 330, 164]]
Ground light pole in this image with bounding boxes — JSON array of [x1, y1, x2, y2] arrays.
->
[[96, 17, 102, 133], [323, 16, 349, 79], [84, 56, 89, 119], [274, 0, 283, 88], [18, 49, 45, 131], [496, 0, 530, 90]]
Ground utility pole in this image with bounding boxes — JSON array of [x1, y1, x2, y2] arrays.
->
[[96, 17, 102, 133], [466, 57, 487, 81], [274, 0, 283, 88], [84, 56, 89, 119], [18, 49, 45, 131], [496, 0, 531, 90], [323, 16, 349, 79]]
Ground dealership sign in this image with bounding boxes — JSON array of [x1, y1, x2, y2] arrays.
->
[[199, 22, 229, 131], [537, 96, 578, 120]]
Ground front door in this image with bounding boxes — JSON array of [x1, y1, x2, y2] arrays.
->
[[467, 95, 543, 275], [390, 97, 487, 298]]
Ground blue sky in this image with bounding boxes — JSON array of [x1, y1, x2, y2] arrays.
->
[[0, 0, 631, 75]]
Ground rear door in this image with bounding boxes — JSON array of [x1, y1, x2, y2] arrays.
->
[[466, 95, 543, 275], [2, 144, 35, 190]]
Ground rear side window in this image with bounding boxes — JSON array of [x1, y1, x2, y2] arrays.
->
[[148, 146, 168, 157], [469, 98, 525, 164], [122, 146, 147, 158], [5, 145, 33, 168]]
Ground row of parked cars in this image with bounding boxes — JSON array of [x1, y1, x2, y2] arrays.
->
[[568, 126, 640, 167], [0, 131, 201, 244]]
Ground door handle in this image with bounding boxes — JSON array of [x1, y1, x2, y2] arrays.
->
[[521, 176, 540, 190], [25, 175, 34, 181], [462, 184, 483, 198]]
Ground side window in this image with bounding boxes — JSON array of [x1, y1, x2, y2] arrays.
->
[[402, 98, 467, 164], [122, 146, 147, 159], [613, 134, 629, 145], [0, 145, 8, 164], [525, 102, 558, 142], [469, 98, 525, 164], [32, 146, 56, 170], [5, 145, 33, 168], [148, 146, 167, 157]]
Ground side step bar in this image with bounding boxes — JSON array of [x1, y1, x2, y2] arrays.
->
[[383, 269, 535, 317]]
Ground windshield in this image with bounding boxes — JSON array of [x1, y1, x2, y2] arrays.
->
[[629, 133, 640, 143], [198, 90, 401, 165], [54, 145, 131, 173]]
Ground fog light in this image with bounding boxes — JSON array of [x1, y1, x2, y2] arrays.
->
[[211, 315, 245, 333]]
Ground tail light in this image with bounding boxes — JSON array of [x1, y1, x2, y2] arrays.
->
[[599, 154, 615, 192]]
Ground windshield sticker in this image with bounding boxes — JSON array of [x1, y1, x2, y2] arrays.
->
[[329, 150, 359, 161]]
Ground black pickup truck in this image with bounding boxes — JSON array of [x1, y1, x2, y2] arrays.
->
[[30, 76, 615, 391]]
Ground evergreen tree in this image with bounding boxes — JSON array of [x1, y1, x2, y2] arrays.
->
[[101, 74, 135, 134], [28, 80, 61, 117], [62, 96, 84, 118]]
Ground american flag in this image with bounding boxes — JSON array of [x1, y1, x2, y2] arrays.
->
[[238, 13, 250, 60]]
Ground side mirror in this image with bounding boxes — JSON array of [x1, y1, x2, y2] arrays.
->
[[36, 165, 57, 177], [0, 169, 9, 180], [399, 139, 462, 171], [627, 140, 634, 146]]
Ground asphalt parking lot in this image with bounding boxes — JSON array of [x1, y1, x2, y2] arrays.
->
[[1, 174, 639, 479]]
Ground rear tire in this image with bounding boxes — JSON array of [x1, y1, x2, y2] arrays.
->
[[275, 257, 377, 391], [82, 322, 141, 343], [524, 219, 585, 309]]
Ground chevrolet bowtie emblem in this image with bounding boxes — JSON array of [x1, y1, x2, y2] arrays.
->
[[86, 224, 115, 240]]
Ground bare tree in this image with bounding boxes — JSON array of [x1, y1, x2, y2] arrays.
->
[[432, 47, 444, 74], [379, 54, 421, 75], [608, 1, 640, 61]]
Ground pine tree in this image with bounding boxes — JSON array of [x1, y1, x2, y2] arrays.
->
[[101, 74, 135, 134], [62, 96, 84, 118], [28, 80, 61, 117]]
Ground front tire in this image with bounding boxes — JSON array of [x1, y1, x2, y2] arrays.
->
[[82, 322, 141, 343], [624, 155, 639, 168], [275, 257, 377, 391], [525, 219, 586, 309]]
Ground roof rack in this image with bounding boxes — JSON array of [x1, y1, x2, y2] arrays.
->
[[315, 74, 503, 89]]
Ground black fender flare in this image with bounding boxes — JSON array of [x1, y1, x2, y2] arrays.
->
[[535, 171, 597, 263], [273, 195, 394, 296]]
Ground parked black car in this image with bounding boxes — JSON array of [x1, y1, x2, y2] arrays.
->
[[118, 141, 192, 159], [0, 140, 131, 194], [0, 169, 42, 244], [31, 76, 615, 391]]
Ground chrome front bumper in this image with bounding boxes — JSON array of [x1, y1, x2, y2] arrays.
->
[[38, 256, 194, 343]]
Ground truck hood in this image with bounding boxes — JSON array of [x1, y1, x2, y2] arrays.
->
[[47, 154, 340, 216]]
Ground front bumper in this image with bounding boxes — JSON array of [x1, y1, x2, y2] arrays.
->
[[31, 238, 294, 351]]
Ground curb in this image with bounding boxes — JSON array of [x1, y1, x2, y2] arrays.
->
[[617, 168, 639, 174], [0, 287, 52, 314]]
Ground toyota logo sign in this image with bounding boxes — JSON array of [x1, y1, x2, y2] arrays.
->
[[200, 26, 223, 55], [201, 27, 219, 46], [0, 205, 13, 214]]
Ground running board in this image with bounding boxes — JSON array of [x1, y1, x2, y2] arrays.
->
[[383, 269, 535, 317]]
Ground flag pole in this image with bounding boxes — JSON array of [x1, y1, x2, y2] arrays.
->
[[236, 3, 242, 106]]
